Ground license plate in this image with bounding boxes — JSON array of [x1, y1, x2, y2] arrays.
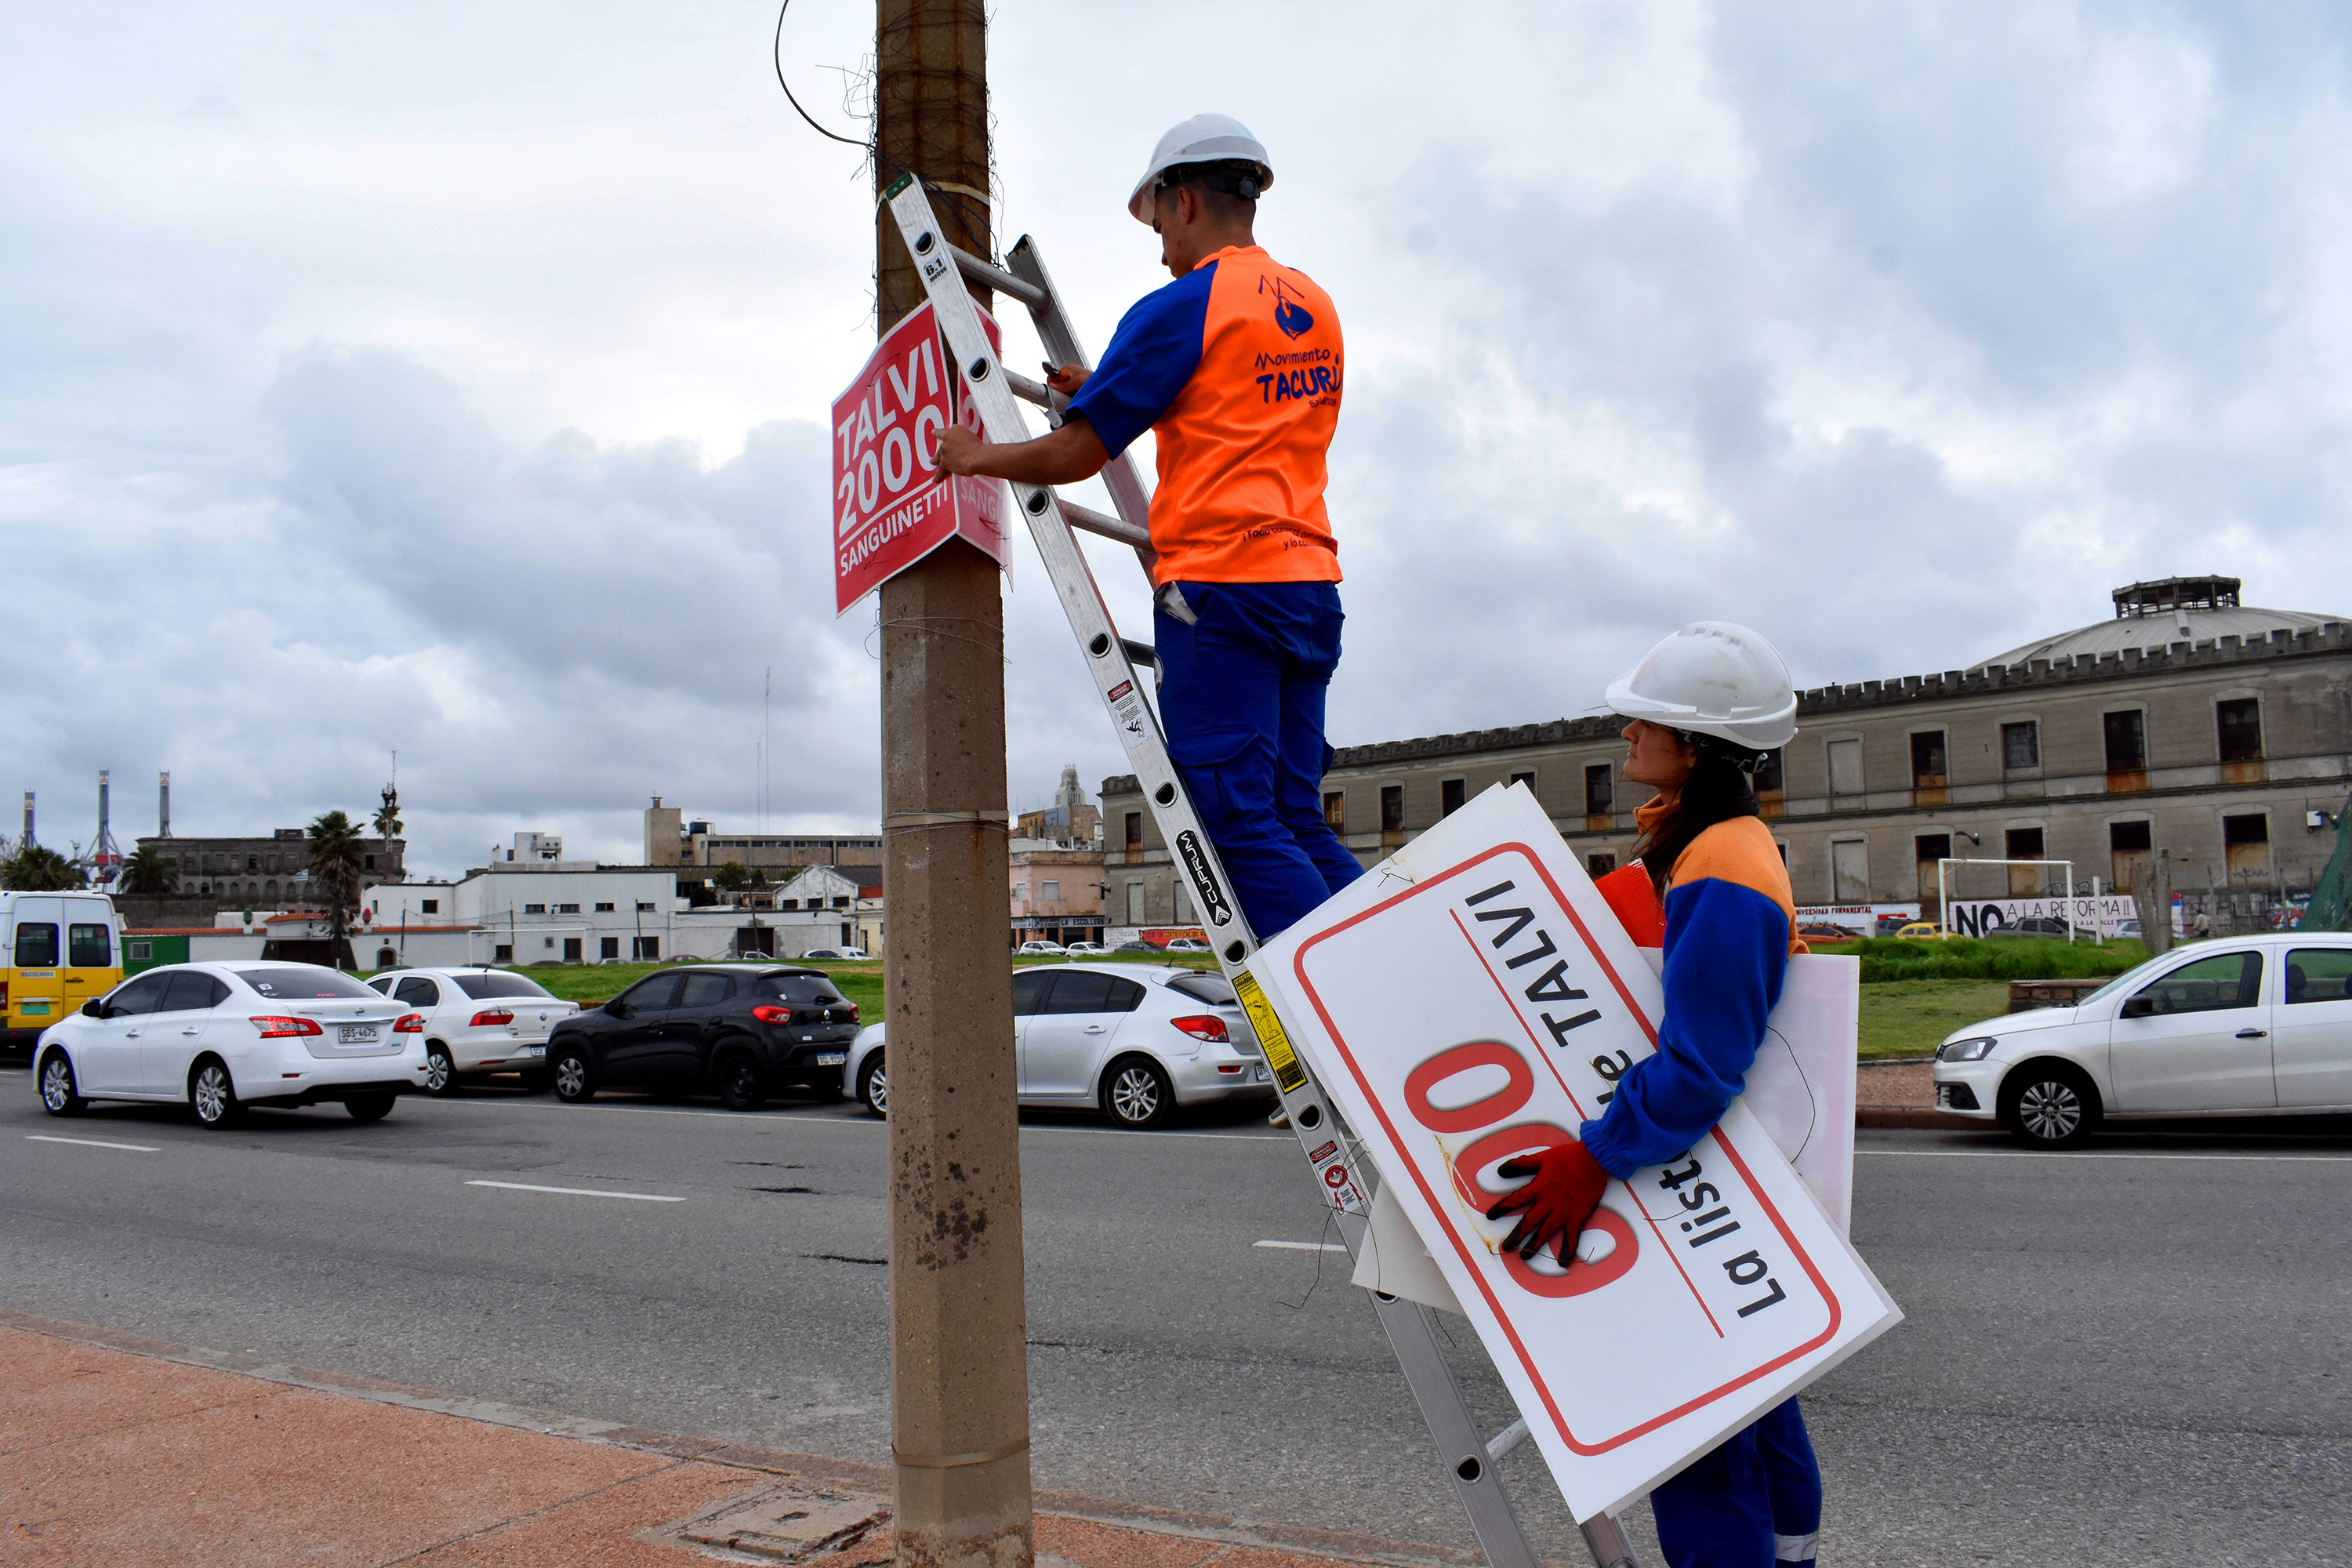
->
[[815, 1052, 847, 1066], [524, 1044, 546, 1057], [338, 1025, 379, 1044]]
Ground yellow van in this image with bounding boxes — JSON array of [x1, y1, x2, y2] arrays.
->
[[2, 891, 125, 1053]]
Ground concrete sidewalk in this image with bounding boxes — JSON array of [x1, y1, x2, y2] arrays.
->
[[0, 1312, 1484, 1568]]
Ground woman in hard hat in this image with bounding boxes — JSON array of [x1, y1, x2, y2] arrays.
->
[[1485, 621, 1822, 1568]]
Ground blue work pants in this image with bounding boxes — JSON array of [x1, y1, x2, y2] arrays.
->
[[1152, 580, 1365, 939], [1649, 1399, 1821, 1568]]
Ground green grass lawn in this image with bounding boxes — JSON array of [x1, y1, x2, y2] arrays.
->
[[483, 950, 2066, 1062]]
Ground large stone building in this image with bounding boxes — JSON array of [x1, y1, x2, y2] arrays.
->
[[641, 797, 879, 877], [136, 827, 405, 906], [1103, 578, 2351, 929]]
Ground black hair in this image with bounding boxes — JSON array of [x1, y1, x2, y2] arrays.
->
[[1153, 159, 1262, 216], [1632, 733, 1767, 901]]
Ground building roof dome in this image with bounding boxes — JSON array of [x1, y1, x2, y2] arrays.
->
[[1973, 575, 2343, 670]]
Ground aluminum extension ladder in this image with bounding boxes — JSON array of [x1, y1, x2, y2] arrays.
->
[[882, 172, 1641, 1568]]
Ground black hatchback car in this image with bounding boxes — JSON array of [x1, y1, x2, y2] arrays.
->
[[546, 964, 859, 1111]]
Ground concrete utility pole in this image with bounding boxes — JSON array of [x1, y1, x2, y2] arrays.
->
[[872, 5, 1033, 1568]]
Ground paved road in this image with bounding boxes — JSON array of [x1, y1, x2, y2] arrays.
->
[[0, 1069, 2345, 1566]]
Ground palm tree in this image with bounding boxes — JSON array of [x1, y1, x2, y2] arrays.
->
[[307, 810, 366, 970], [372, 783, 403, 848], [119, 844, 171, 897], [2, 844, 83, 891]]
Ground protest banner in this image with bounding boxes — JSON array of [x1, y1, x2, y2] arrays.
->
[[1944, 894, 2136, 938], [832, 301, 1013, 615], [1249, 783, 1899, 1523]]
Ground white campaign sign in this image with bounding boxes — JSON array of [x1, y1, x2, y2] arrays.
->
[[1250, 783, 1899, 1523]]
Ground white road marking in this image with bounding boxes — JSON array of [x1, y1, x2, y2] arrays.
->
[[423, 1097, 1290, 1141], [1254, 1239, 1349, 1252], [465, 1179, 684, 1203], [1858, 1149, 2352, 1163], [25, 1134, 159, 1153]]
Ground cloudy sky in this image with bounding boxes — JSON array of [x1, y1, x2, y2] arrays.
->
[[5, 2, 2348, 877]]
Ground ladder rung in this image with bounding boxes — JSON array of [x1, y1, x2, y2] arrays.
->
[[1120, 638, 1159, 673], [1485, 1416, 1530, 1463], [1004, 368, 1053, 408], [949, 245, 1049, 311], [1061, 500, 1151, 550]]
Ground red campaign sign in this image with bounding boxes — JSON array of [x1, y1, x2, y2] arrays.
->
[[832, 300, 1014, 615]]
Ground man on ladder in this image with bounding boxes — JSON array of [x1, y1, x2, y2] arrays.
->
[[934, 113, 1364, 943]]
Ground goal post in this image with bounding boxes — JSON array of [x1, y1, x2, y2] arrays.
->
[[1936, 858, 2077, 942]]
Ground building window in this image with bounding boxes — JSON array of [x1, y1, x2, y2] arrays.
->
[[1915, 835, 1951, 898], [601, 937, 620, 960], [2216, 699, 2263, 762], [421, 899, 439, 915], [523, 903, 546, 915], [594, 902, 615, 913], [1380, 785, 1405, 833], [833, 896, 850, 909], [634, 936, 660, 959], [1587, 852, 1616, 877], [1584, 764, 1613, 815], [1440, 779, 1466, 817], [557, 903, 580, 914], [1012, 883, 1027, 903], [2103, 710, 2147, 771], [1910, 730, 1948, 786], [1830, 839, 1869, 902], [248, 855, 260, 872], [2110, 821, 2152, 853], [1323, 790, 1345, 830], [637, 902, 656, 912], [1751, 750, 1783, 794], [1041, 879, 1060, 902], [364, 855, 376, 871], [1125, 882, 1144, 923], [1828, 739, 1864, 797], [2223, 813, 2270, 847], [780, 898, 799, 910], [1124, 811, 1142, 851], [2005, 827, 2045, 859], [494, 944, 514, 963], [563, 938, 582, 963], [2002, 720, 2040, 772]]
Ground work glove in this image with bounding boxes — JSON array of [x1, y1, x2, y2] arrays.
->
[[1483, 1139, 1611, 1262]]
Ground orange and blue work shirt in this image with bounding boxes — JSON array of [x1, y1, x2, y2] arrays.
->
[[1581, 797, 1808, 1178], [1065, 245, 1342, 586]]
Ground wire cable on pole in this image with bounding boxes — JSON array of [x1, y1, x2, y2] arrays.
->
[[775, 0, 869, 148]]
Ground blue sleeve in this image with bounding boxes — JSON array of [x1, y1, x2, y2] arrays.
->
[[1064, 263, 1215, 458], [1578, 879, 1791, 1178]]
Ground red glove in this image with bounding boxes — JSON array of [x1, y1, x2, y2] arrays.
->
[[1484, 1139, 1611, 1262]]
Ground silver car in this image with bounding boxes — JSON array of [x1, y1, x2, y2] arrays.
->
[[845, 963, 1273, 1128], [1932, 933, 2352, 1148]]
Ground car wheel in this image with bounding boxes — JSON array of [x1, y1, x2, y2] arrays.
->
[[857, 1054, 888, 1119], [1101, 1055, 1174, 1131], [423, 1043, 458, 1096], [717, 1048, 766, 1112], [345, 1092, 397, 1123], [189, 1058, 244, 1129], [552, 1044, 594, 1103], [1999, 1062, 2098, 1150], [38, 1051, 87, 1117]]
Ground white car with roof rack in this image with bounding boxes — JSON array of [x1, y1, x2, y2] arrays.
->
[[844, 962, 1271, 1128], [34, 961, 430, 1127], [365, 967, 581, 1094]]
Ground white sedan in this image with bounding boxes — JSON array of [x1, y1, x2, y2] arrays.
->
[[1016, 940, 1066, 955], [365, 967, 579, 1094], [1933, 932, 2352, 1148], [845, 962, 1273, 1129], [34, 962, 430, 1127]]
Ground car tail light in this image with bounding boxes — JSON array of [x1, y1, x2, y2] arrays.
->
[[394, 1013, 425, 1033], [251, 1015, 324, 1038], [1169, 1014, 1229, 1043], [0, 980, 9, 1008], [470, 1009, 514, 1027], [751, 1004, 792, 1024], [846, 1003, 858, 1023]]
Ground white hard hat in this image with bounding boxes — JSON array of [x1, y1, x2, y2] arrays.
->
[[1127, 114, 1273, 223], [1606, 622, 1799, 751]]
